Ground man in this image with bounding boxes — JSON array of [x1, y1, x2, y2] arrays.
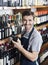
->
[[12, 11, 43, 65]]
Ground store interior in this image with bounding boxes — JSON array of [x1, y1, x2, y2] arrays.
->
[[0, 0, 48, 65]]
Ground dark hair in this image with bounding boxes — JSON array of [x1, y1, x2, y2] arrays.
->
[[22, 10, 35, 19]]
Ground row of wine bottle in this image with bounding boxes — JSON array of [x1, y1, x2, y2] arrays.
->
[[0, 25, 22, 40], [0, 42, 20, 65], [39, 26, 48, 44], [0, 0, 48, 7]]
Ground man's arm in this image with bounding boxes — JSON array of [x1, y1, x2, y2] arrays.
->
[[12, 39, 39, 62], [20, 46, 38, 61]]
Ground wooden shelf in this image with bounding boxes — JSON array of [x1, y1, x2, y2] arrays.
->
[[40, 58, 48, 65], [40, 42, 48, 54], [35, 23, 48, 30], [0, 6, 48, 13], [1, 5, 48, 9], [0, 38, 9, 44], [0, 6, 31, 10], [14, 6, 31, 10], [15, 62, 20, 65], [0, 5, 48, 10], [13, 6, 31, 14], [31, 5, 48, 11], [31, 5, 48, 8]]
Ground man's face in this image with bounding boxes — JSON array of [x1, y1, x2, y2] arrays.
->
[[22, 15, 34, 32]]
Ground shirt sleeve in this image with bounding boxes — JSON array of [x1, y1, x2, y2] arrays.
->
[[29, 34, 43, 52]]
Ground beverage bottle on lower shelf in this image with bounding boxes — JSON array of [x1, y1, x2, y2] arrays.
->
[[6, 51, 11, 65], [10, 56, 14, 65], [0, 44, 4, 65], [12, 48, 17, 64], [8, 48, 15, 65], [0, 44, 6, 65], [3, 51, 7, 65], [5, 42, 11, 65]]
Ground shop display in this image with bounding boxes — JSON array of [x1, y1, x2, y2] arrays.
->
[[0, 0, 48, 65]]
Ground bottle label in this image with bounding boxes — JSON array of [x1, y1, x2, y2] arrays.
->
[[0, 59, 3, 65], [10, 58, 14, 65], [12, 25, 15, 32], [4, 57, 6, 65], [2, 28, 4, 39], [15, 26, 17, 34], [6, 55, 10, 65], [7, 28, 9, 37], [7, 27, 11, 37], [3, 0, 7, 2]]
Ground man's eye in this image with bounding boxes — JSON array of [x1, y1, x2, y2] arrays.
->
[[29, 19, 32, 21]]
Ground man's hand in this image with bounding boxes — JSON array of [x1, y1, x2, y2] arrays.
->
[[12, 39, 23, 51]]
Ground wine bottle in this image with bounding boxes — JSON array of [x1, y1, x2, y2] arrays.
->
[[0, 44, 5, 65]]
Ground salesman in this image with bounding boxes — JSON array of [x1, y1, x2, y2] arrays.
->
[[12, 10, 43, 65]]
